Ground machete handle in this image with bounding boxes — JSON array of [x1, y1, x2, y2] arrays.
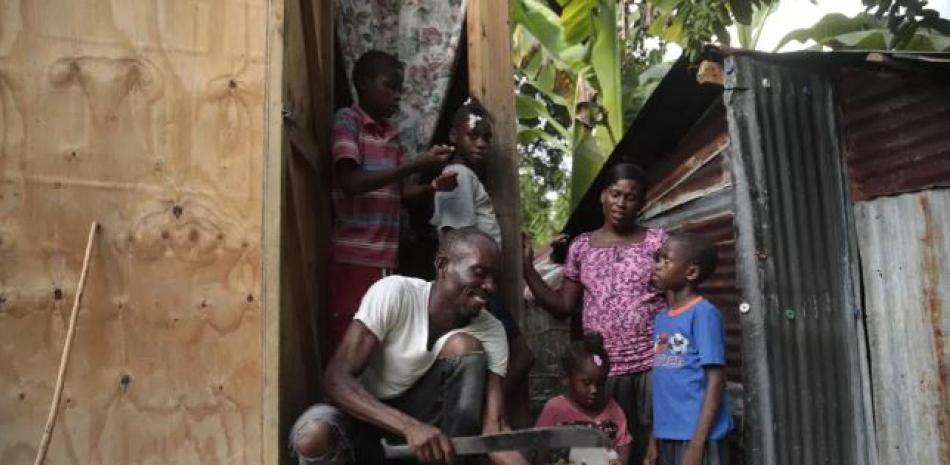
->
[[380, 438, 414, 459]]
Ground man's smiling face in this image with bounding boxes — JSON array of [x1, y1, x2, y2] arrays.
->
[[437, 235, 500, 327]]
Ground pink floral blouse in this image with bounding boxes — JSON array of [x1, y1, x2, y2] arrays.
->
[[563, 228, 668, 376]]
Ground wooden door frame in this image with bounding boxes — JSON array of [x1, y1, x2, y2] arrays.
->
[[261, 2, 522, 464]]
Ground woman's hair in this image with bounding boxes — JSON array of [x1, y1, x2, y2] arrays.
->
[[601, 162, 647, 197], [452, 96, 493, 129], [561, 332, 610, 375]]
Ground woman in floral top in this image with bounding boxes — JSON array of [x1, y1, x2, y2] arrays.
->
[[523, 163, 667, 465]]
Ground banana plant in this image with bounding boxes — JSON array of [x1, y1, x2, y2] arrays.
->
[[736, 1, 778, 49], [777, 12, 950, 51], [512, 0, 630, 210]]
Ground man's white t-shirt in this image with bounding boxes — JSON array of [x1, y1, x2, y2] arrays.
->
[[431, 164, 503, 246], [354, 275, 509, 400]]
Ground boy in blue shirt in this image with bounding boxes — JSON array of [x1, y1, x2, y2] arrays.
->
[[648, 232, 732, 465]]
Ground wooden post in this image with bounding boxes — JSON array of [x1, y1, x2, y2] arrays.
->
[[466, 1, 524, 325], [300, 0, 334, 365], [261, 1, 285, 464]]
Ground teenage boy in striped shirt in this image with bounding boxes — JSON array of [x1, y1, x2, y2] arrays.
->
[[326, 50, 457, 361]]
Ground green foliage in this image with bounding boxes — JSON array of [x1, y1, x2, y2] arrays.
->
[[863, 0, 950, 48], [511, 0, 587, 69], [645, 0, 778, 57], [512, 0, 639, 215], [778, 1, 950, 51], [736, 2, 777, 49], [519, 161, 570, 248], [513, 0, 776, 243]]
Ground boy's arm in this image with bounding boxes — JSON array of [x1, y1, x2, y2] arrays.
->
[[683, 366, 726, 465], [643, 435, 657, 465], [335, 145, 454, 196], [402, 170, 458, 204]]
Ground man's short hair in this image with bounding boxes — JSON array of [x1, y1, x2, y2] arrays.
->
[[352, 50, 402, 85], [437, 227, 500, 261], [669, 232, 718, 284]]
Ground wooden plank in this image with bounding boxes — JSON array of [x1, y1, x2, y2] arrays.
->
[[262, 0, 286, 464], [298, 0, 334, 367], [268, 1, 333, 464], [0, 1, 269, 464], [466, 0, 524, 325]]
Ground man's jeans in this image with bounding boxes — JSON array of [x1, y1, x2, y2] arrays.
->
[[290, 352, 488, 464]]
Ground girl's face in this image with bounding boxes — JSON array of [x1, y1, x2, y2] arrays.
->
[[564, 358, 608, 413], [450, 119, 493, 168], [600, 179, 644, 229]]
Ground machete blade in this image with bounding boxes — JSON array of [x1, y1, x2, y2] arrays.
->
[[382, 426, 611, 458]]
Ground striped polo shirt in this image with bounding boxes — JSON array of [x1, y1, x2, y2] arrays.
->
[[330, 105, 402, 267]]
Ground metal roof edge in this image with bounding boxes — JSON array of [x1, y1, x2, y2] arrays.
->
[[561, 54, 724, 237]]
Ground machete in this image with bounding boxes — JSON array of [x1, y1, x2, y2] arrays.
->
[[381, 425, 611, 458]]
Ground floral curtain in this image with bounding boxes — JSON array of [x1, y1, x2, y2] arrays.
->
[[336, 0, 467, 160]]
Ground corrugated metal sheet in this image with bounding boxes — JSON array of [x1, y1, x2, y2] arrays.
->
[[725, 55, 873, 465], [840, 68, 950, 201], [854, 190, 950, 465]]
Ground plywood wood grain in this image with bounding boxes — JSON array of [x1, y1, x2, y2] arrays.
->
[[0, 1, 268, 464]]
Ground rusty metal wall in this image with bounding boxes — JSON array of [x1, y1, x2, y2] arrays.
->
[[839, 68, 950, 202], [854, 189, 950, 465], [725, 55, 873, 465]]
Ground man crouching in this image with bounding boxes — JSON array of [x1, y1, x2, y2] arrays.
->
[[291, 227, 527, 465]]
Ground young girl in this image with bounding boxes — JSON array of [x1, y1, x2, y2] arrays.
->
[[535, 333, 630, 465], [430, 97, 535, 426], [430, 97, 501, 245]]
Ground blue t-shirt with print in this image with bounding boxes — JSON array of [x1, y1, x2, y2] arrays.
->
[[652, 298, 732, 441]]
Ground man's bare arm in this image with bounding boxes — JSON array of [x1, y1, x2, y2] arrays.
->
[[323, 321, 454, 464]]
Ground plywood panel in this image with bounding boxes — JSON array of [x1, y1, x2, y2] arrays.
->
[[0, 1, 267, 464]]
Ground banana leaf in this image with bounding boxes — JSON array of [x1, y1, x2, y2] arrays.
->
[[570, 126, 607, 209], [590, 0, 623, 145], [512, 0, 587, 69]]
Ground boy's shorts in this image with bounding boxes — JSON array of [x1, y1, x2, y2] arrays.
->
[[324, 262, 391, 363], [657, 439, 729, 465]]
